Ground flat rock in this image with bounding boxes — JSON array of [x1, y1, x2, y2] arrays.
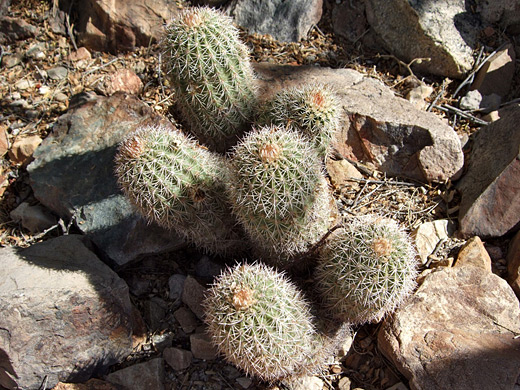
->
[[507, 230, 520, 297], [102, 68, 143, 96], [411, 219, 455, 265], [106, 358, 165, 390], [378, 263, 520, 390], [457, 103, 520, 238], [0, 235, 135, 390], [60, 0, 181, 52], [255, 63, 463, 183], [227, 0, 322, 42], [27, 92, 184, 266], [365, 0, 477, 78]]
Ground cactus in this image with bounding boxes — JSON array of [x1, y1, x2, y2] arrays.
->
[[315, 214, 418, 324], [258, 84, 340, 158], [226, 125, 334, 265], [162, 7, 257, 152], [203, 262, 325, 382], [114, 124, 247, 256]]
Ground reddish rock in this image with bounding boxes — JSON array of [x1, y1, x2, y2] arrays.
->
[[8, 134, 42, 165], [61, 0, 182, 52], [106, 358, 165, 390], [458, 103, 520, 238], [0, 16, 38, 43], [255, 63, 463, 183], [68, 47, 92, 62], [103, 69, 143, 96], [0, 125, 8, 156], [163, 347, 192, 371], [0, 235, 135, 390], [471, 43, 516, 98], [507, 230, 520, 297], [190, 331, 218, 360], [182, 276, 206, 321], [454, 236, 492, 272], [378, 264, 520, 390]]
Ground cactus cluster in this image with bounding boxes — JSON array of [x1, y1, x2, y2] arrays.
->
[[113, 6, 419, 386], [315, 214, 418, 324], [162, 7, 257, 152]]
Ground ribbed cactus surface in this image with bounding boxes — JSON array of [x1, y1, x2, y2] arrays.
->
[[227, 125, 333, 264], [258, 84, 340, 158], [315, 214, 418, 324], [203, 263, 319, 382], [114, 124, 246, 255], [162, 7, 257, 152]]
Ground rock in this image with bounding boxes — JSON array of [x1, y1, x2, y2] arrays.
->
[[476, 0, 520, 31], [378, 263, 520, 390], [168, 273, 186, 304], [326, 158, 363, 189], [103, 69, 143, 96], [337, 377, 352, 390], [27, 92, 184, 266], [227, 0, 322, 42], [331, 1, 375, 48], [386, 383, 408, 390], [255, 63, 464, 183], [480, 93, 502, 113], [0, 235, 135, 390], [507, 230, 520, 296], [1, 53, 22, 68], [365, 0, 477, 78], [182, 276, 206, 320], [106, 358, 165, 390], [0, 125, 8, 156], [236, 377, 253, 389], [406, 84, 434, 110], [459, 90, 482, 111], [163, 347, 192, 371], [55, 92, 69, 102], [0, 16, 38, 43], [174, 306, 199, 334], [61, 0, 181, 52], [8, 134, 42, 164], [9, 201, 57, 233], [287, 376, 324, 390], [52, 378, 125, 390], [411, 219, 455, 265], [0, 0, 10, 17], [195, 256, 224, 280], [143, 297, 168, 331], [471, 44, 516, 98], [25, 42, 46, 60], [457, 103, 520, 238], [454, 236, 492, 272], [68, 47, 92, 62], [47, 66, 69, 81], [15, 78, 34, 91], [190, 331, 217, 360]]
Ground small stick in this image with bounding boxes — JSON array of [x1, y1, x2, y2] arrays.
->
[[434, 104, 489, 126]]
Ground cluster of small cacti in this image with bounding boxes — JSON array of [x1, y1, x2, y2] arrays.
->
[[113, 6, 419, 386]]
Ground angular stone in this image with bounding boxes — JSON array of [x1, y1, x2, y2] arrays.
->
[[255, 63, 463, 183], [174, 306, 198, 334], [8, 134, 42, 165], [227, 0, 322, 42], [411, 219, 455, 265], [0, 235, 135, 390], [365, 0, 477, 79], [378, 265, 520, 390], [190, 331, 217, 360], [182, 276, 206, 320], [454, 236, 492, 272], [476, 0, 520, 30], [507, 230, 520, 297], [163, 347, 192, 371], [0, 16, 38, 43], [68, 47, 92, 62], [471, 44, 516, 98], [106, 358, 165, 390], [27, 93, 184, 266], [458, 104, 520, 238], [9, 201, 57, 234], [103, 69, 143, 96], [326, 158, 363, 189], [168, 274, 187, 304], [0, 125, 8, 156], [47, 66, 69, 81], [61, 0, 182, 52]]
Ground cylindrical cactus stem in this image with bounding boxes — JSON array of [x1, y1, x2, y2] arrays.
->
[[203, 263, 328, 383], [162, 7, 257, 153], [258, 84, 340, 158], [114, 124, 248, 256], [315, 214, 418, 324], [226, 125, 335, 266]]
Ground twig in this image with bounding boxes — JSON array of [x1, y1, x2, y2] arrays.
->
[[433, 104, 489, 126], [377, 54, 431, 78], [492, 320, 520, 339], [65, 2, 78, 52], [426, 79, 449, 112], [345, 177, 419, 187], [82, 57, 121, 77]]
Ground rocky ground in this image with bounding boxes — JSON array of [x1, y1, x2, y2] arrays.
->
[[1, 1, 520, 390]]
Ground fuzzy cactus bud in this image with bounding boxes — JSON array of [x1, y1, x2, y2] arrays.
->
[[315, 214, 418, 324], [114, 124, 247, 256], [203, 263, 323, 382], [258, 84, 340, 158], [226, 125, 334, 265], [162, 7, 257, 153]]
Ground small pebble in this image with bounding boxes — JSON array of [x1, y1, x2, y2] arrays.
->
[[54, 92, 68, 102]]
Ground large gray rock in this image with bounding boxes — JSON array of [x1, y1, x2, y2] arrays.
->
[[378, 262, 520, 390], [27, 93, 184, 266], [365, 0, 477, 78], [255, 63, 463, 183], [227, 0, 322, 42], [457, 104, 520, 238], [0, 235, 135, 390], [60, 0, 181, 52], [475, 0, 520, 30]]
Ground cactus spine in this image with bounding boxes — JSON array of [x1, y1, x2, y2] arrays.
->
[[227, 125, 334, 264], [315, 214, 418, 324], [203, 263, 321, 382], [258, 84, 340, 158], [114, 124, 246, 256], [162, 7, 257, 152]]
